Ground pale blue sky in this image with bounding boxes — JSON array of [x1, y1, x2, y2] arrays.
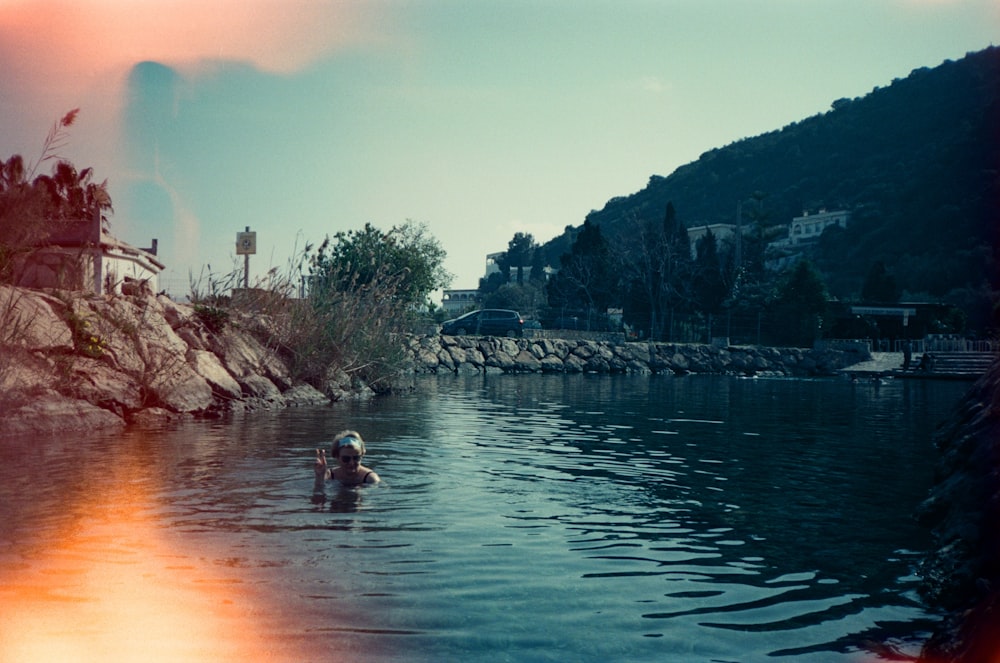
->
[[1, 0, 996, 297]]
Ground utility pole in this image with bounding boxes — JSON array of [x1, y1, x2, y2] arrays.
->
[[735, 201, 742, 269]]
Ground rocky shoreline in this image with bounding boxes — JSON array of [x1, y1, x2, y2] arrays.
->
[[405, 332, 867, 377], [1, 286, 869, 436], [916, 357, 1000, 661]]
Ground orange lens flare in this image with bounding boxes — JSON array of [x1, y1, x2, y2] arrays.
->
[[0, 441, 305, 662]]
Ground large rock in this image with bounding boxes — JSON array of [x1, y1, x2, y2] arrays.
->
[[283, 384, 331, 406], [0, 285, 73, 351], [513, 349, 542, 372], [2, 393, 125, 435], [69, 358, 144, 412], [149, 363, 215, 412], [0, 287, 343, 432], [238, 374, 284, 404], [187, 349, 243, 400], [917, 358, 1000, 661], [210, 326, 292, 390]]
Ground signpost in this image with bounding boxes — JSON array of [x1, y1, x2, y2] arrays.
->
[[236, 226, 256, 289]]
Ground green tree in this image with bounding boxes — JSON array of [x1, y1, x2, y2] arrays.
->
[[771, 259, 829, 347], [546, 220, 615, 326], [693, 228, 728, 315], [482, 280, 545, 314], [309, 220, 450, 310], [618, 202, 692, 340], [505, 232, 536, 285], [480, 232, 543, 295], [0, 109, 113, 283], [272, 220, 449, 392]]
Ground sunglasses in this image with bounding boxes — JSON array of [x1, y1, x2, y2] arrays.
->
[[340, 455, 361, 463]]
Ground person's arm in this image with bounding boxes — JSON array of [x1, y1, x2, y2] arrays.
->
[[313, 448, 330, 494]]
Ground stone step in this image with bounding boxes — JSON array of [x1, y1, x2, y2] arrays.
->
[[907, 351, 997, 377]]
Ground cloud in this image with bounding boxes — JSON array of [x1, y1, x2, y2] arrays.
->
[[639, 75, 669, 94]]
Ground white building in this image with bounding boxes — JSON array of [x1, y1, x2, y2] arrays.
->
[[773, 209, 850, 248], [765, 208, 850, 270], [441, 288, 479, 314], [14, 209, 163, 295]]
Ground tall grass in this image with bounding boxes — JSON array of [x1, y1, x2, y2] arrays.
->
[[0, 288, 34, 410], [188, 250, 414, 394]]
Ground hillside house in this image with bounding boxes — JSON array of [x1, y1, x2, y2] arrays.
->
[[770, 209, 850, 249], [765, 208, 851, 270], [13, 209, 163, 295]]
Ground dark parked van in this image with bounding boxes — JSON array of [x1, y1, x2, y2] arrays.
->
[[440, 309, 524, 337]]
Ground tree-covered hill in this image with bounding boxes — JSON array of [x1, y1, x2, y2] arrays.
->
[[540, 46, 999, 325]]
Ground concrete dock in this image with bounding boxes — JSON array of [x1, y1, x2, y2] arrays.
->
[[839, 351, 996, 380]]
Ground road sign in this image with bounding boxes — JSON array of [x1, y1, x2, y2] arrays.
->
[[236, 231, 257, 255]]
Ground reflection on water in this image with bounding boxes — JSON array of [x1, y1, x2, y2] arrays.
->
[[0, 429, 297, 662], [0, 374, 969, 662]]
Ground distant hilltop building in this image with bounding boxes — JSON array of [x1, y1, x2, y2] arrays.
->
[[766, 208, 850, 270], [789, 208, 849, 244], [770, 209, 850, 249]]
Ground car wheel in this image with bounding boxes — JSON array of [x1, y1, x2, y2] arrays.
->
[[456, 327, 468, 336], [506, 329, 518, 338]]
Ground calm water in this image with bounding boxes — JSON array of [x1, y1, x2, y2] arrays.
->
[[0, 374, 970, 663]]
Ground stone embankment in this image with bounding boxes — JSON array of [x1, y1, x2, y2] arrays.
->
[[402, 333, 867, 377], [916, 356, 1000, 662]]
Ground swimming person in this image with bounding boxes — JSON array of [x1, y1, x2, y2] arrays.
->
[[314, 430, 381, 493]]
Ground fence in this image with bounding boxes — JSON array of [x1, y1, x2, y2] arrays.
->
[[654, 310, 777, 346], [893, 335, 998, 353]]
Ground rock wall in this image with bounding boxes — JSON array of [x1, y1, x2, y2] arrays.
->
[[402, 333, 867, 377], [916, 357, 1000, 662]]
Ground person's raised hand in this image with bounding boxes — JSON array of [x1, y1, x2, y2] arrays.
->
[[314, 448, 328, 477]]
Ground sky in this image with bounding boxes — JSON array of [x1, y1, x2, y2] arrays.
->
[[0, 0, 997, 300]]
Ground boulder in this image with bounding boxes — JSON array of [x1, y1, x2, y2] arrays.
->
[[540, 355, 565, 372], [283, 384, 331, 406], [210, 327, 292, 390], [149, 364, 214, 413], [69, 357, 144, 411], [3, 393, 125, 435], [0, 285, 73, 351], [187, 349, 243, 400], [514, 349, 542, 372], [239, 374, 284, 403]]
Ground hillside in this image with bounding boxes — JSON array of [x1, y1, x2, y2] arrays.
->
[[541, 47, 999, 327]]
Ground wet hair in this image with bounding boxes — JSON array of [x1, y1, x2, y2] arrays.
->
[[332, 430, 366, 456]]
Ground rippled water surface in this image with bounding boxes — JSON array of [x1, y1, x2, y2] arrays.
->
[[0, 374, 970, 662]]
